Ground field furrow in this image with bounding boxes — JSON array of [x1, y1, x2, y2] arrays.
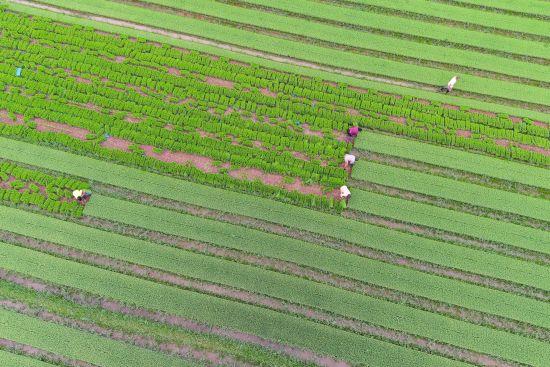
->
[[3, 204, 550, 363], [354, 132, 550, 190], [0, 243, 469, 367], [349, 190, 550, 255], [0, 348, 56, 367], [352, 161, 550, 222], [22, 0, 550, 108], [0, 306, 192, 367]]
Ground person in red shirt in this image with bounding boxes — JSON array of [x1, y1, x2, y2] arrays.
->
[[347, 126, 362, 137]]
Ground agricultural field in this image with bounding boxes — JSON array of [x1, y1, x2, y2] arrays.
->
[[0, 1, 548, 366]]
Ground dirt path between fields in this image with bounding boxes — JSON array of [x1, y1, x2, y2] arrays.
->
[[9, 0, 550, 112]]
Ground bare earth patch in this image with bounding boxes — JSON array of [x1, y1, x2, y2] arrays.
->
[[346, 108, 361, 116], [141, 145, 219, 173], [228, 168, 324, 195], [470, 109, 496, 118], [456, 129, 472, 138], [74, 76, 92, 84], [260, 88, 277, 98], [533, 120, 549, 128], [124, 115, 141, 123], [101, 137, 132, 152], [413, 98, 431, 105], [389, 116, 406, 125], [0, 110, 24, 125], [301, 123, 324, 137], [167, 67, 180, 76], [114, 55, 126, 63], [348, 86, 368, 94], [35, 119, 90, 140], [517, 143, 550, 156], [205, 76, 234, 89], [494, 139, 510, 147], [509, 116, 523, 123], [442, 103, 460, 110]]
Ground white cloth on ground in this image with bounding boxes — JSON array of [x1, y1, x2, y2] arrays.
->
[[72, 190, 84, 199]]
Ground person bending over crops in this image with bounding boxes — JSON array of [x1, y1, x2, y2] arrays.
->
[[340, 185, 351, 204], [347, 126, 362, 137], [344, 154, 356, 169], [441, 76, 459, 94]]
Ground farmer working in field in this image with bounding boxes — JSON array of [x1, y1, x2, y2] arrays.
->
[[344, 153, 356, 169], [340, 185, 351, 205], [72, 189, 91, 202], [347, 126, 362, 137], [441, 76, 459, 94]]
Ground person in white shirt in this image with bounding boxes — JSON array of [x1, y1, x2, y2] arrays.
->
[[344, 154, 356, 169], [441, 76, 459, 94], [340, 185, 351, 204]]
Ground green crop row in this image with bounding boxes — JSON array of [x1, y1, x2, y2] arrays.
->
[[142, 0, 549, 83], [25, 0, 550, 106], [0, 349, 54, 367], [1, 138, 548, 328], [0, 279, 316, 367], [238, 0, 550, 59], [0, 161, 86, 216], [352, 161, 550, 222], [0, 307, 194, 367], [4, 204, 550, 364], [344, 0, 550, 36], [1, 9, 547, 169], [82, 195, 550, 328], [349, 189, 550, 255], [0, 241, 462, 367], [355, 131, 550, 188]]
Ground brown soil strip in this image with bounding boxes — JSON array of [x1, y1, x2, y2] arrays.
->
[[75, 185, 550, 340], [34, 118, 91, 140], [0, 270, 350, 367], [0, 300, 247, 367], [0, 338, 98, 367], [0, 110, 25, 125], [215, 0, 550, 65], [259, 87, 277, 97], [0, 233, 518, 367], [205, 76, 235, 89], [12, 0, 549, 113], [141, 145, 220, 174], [455, 129, 472, 138], [101, 136, 132, 151], [228, 167, 324, 195]]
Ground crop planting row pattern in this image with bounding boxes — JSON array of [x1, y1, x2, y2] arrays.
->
[[23, 0, 550, 108], [232, 0, 550, 60], [352, 161, 550, 222], [3, 204, 549, 364], [81, 195, 550, 329], [0, 242, 467, 367], [132, 0, 550, 84], [354, 131, 550, 190], [349, 189, 550, 256]]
